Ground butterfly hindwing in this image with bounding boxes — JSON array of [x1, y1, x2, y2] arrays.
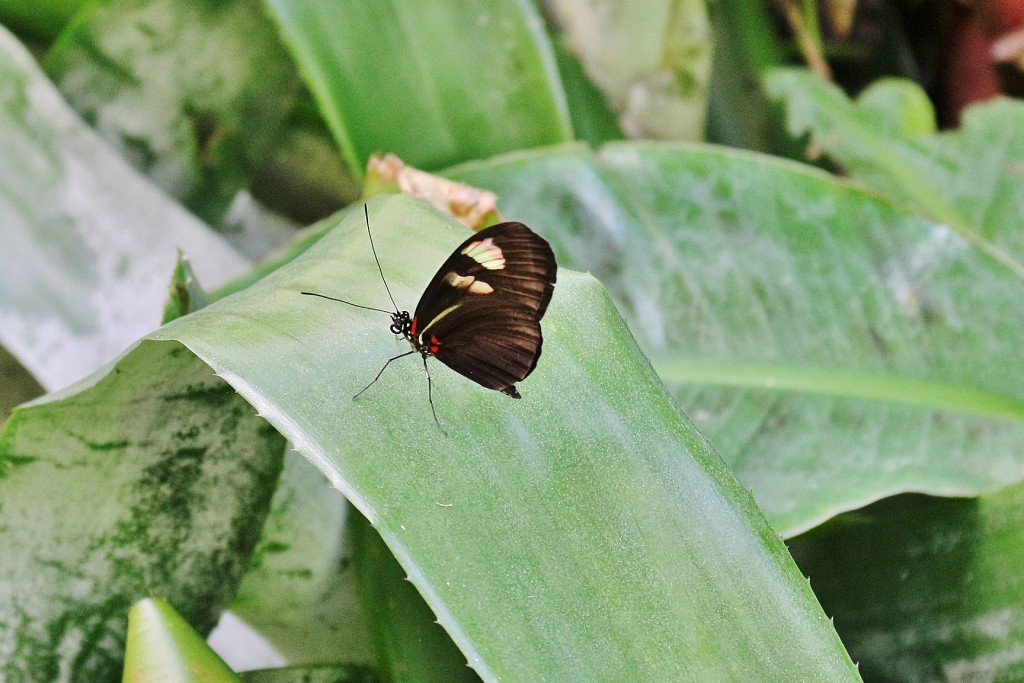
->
[[425, 302, 544, 397], [411, 221, 556, 396]]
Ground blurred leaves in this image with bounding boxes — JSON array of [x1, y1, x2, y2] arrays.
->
[[767, 68, 1024, 277], [265, 0, 572, 174], [43, 0, 343, 226], [0, 25, 248, 391], [0, 0, 84, 40], [548, 0, 711, 140], [162, 251, 210, 324], [791, 486, 1024, 681]]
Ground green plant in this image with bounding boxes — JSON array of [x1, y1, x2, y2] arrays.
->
[[2, 1, 1023, 682]]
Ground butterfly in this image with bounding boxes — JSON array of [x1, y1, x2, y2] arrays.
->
[[303, 205, 557, 431]]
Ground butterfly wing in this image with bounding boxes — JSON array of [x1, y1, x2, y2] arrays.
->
[[411, 221, 557, 397]]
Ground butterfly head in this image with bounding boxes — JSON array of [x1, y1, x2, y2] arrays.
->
[[390, 310, 412, 338]]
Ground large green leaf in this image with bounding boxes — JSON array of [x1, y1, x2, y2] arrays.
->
[[790, 486, 1024, 682], [0, 25, 248, 390], [264, 0, 573, 175], [0, 339, 284, 681], [130, 194, 851, 680], [448, 142, 1024, 536]]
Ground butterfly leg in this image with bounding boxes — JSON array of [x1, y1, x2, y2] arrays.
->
[[421, 354, 447, 436], [353, 349, 417, 399]]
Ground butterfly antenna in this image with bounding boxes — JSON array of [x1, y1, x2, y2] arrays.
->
[[363, 204, 401, 314], [300, 291, 394, 316]]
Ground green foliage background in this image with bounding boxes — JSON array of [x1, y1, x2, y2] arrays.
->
[[1, 1, 1022, 681]]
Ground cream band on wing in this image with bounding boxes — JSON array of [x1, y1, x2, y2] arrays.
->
[[461, 238, 506, 269], [444, 271, 494, 294]]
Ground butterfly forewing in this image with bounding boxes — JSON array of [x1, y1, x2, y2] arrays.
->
[[411, 221, 556, 396]]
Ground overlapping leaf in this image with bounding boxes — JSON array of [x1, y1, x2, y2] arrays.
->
[[43, 0, 349, 226], [264, 0, 572, 174], [0, 26, 248, 391], [449, 141, 1024, 535], [766, 68, 1024, 277], [791, 484, 1024, 681], [0, 339, 284, 680]]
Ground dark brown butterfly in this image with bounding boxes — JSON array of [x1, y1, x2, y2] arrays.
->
[[303, 205, 556, 431]]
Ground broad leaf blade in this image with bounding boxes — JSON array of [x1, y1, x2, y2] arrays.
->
[[0, 340, 284, 680], [264, 0, 573, 175], [790, 486, 1024, 681], [146, 193, 857, 680], [0, 25, 248, 390], [448, 142, 1024, 536]]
